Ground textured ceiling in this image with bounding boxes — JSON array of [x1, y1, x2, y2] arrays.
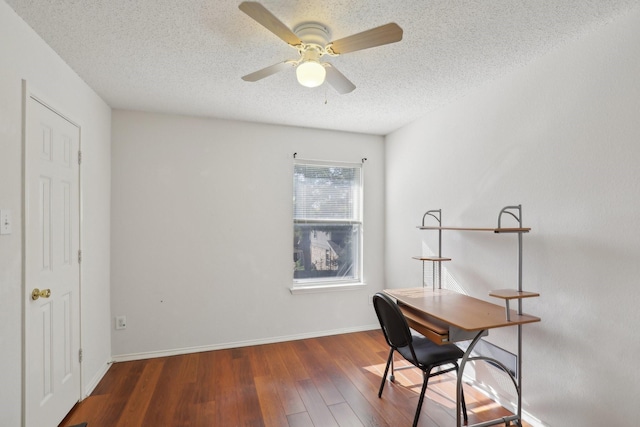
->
[[6, 0, 639, 135]]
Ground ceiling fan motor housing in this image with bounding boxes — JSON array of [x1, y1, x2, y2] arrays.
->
[[294, 22, 331, 49]]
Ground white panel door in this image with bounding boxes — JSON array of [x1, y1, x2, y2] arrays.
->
[[25, 96, 81, 427]]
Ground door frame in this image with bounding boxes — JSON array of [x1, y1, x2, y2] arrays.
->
[[21, 80, 84, 426]]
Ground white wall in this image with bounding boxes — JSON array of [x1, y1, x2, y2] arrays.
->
[[110, 111, 384, 358], [0, 2, 112, 426], [386, 6, 640, 426]]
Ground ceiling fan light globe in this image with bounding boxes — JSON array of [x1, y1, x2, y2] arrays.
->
[[296, 61, 326, 88]]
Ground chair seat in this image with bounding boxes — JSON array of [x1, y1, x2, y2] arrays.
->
[[398, 336, 464, 367]]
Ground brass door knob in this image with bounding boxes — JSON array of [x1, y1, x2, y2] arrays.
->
[[31, 288, 51, 300]]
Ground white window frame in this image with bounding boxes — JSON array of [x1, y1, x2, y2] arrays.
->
[[291, 159, 364, 293]]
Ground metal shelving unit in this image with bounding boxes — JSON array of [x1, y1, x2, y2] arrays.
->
[[414, 205, 539, 427]]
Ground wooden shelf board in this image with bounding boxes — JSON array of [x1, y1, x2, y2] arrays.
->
[[494, 227, 531, 233], [412, 256, 452, 262], [489, 289, 540, 300], [418, 226, 530, 233]]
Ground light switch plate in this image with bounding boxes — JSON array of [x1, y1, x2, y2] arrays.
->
[[0, 210, 11, 235]]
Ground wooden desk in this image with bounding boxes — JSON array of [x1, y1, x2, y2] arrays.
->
[[384, 287, 539, 342], [383, 287, 540, 427]]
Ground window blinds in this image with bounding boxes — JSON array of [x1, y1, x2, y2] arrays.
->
[[293, 162, 362, 221]]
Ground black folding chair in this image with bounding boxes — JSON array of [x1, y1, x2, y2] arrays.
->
[[373, 292, 468, 427]]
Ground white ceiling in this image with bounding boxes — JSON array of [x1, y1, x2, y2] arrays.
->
[[6, 0, 639, 135]]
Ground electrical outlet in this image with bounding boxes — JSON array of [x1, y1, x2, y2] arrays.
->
[[115, 316, 127, 330]]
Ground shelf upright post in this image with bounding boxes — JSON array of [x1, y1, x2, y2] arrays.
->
[[422, 209, 442, 289], [497, 204, 524, 427], [497, 204, 524, 308]]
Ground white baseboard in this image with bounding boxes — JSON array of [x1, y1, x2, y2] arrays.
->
[[111, 324, 380, 363], [82, 359, 112, 399]]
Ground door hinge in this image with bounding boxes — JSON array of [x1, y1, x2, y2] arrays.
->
[[79, 348, 83, 363], [78, 250, 82, 264], [78, 151, 82, 165]]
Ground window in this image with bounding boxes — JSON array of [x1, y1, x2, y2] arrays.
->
[[293, 160, 363, 288]]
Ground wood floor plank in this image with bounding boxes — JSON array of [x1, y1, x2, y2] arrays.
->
[[317, 333, 409, 427], [254, 374, 289, 427], [58, 395, 109, 426], [328, 402, 365, 427], [90, 361, 125, 395], [331, 346, 412, 425], [295, 378, 339, 427], [291, 339, 345, 406], [287, 411, 314, 427], [231, 353, 264, 426], [93, 360, 147, 425], [247, 343, 272, 376], [277, 341, 311, 381], [115, 358, 165, 427], [195, 347, 222, 405], [190, 399, 217, 427], [304, 334, 393, 427], [172, 383, 201, 427], [180, 352, 200, 384], [212, 349, 242, 427], [261, 342, 307, 415], [141, 355, 186, 426]]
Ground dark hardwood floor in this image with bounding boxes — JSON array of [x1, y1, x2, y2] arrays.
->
[[60, 330, 528, 427]]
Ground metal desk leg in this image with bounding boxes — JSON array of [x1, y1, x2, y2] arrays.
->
[[457, 330, 486, 427], [457, 331, 523, 427]]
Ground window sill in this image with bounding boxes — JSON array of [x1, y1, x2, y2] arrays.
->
[[290, 282, 366, 295]]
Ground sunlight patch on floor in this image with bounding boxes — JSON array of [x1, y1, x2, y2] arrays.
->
[[363, 361, 460, 409]]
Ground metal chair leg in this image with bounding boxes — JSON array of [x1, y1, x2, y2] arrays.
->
[[378, 348, 394, 398], [412, 369, 432, 427]]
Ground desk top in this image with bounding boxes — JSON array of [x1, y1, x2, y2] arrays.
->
[[383, 288, 540, 332]]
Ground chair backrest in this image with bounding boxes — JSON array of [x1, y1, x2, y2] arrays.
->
[[373, 292, 413, 350]]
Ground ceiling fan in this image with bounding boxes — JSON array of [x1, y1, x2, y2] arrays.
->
[[238, 1, 403, 94]]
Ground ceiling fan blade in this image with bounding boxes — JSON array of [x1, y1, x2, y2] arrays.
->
[[328, 23, 403, 54], [238, 2, 301, 46], [325, 65, 356, 94], [242, 61, 293, 82]]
